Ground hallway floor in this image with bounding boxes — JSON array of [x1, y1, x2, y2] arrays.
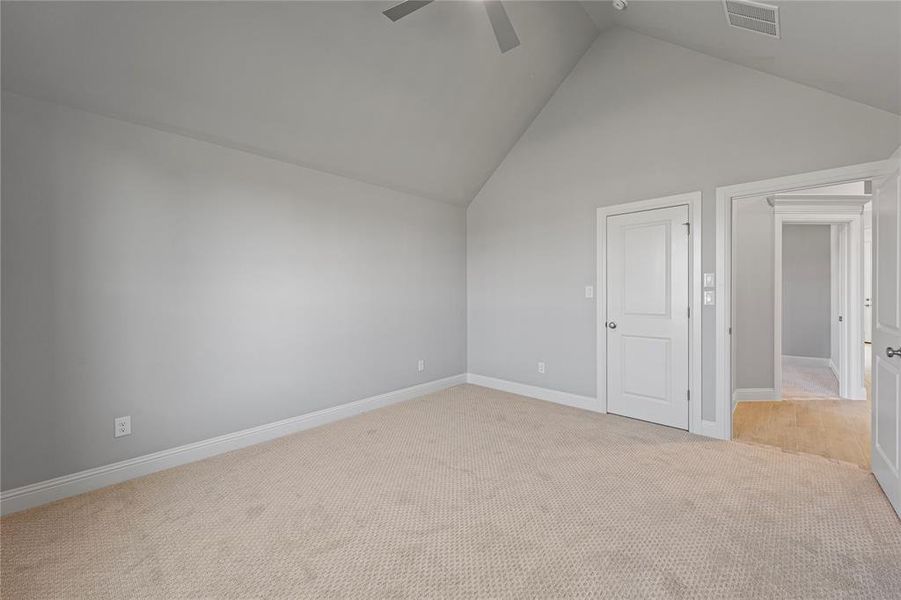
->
[[732, 352, 871, 468]]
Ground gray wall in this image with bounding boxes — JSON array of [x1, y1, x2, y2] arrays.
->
[[732, 197, 774, 390], [467, 27, 900, 422], [1, 93, 467, 490], [782, 225, 832, 359]]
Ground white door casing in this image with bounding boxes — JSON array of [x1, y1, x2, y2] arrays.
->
[[864, 227, 873, 344], [606, 205, 690, 430], [716, 160, 887, 441], [771, 197, 867, 401], [872, 147, 901, 517]]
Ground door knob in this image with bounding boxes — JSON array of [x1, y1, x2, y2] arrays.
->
[[888, 347, 901, 358], [608, 322, 617, 330]]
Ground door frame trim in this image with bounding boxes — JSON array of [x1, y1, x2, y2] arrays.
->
[[715, 160, 888, 441], [772, 202, 867, 401], [596, 191, 704, 435]]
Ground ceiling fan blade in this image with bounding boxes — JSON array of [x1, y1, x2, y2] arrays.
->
[[383, 0, 434, 22], [484, 1, 520, 53]]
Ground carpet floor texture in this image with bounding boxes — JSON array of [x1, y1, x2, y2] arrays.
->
[[782, 361, 842, 399], [2, 384, 900, 599]]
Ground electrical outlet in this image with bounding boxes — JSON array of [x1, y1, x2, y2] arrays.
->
[[703, 272, 715, 288], [537, 361, 546, 374], [417, 359, 424, 372], [114, 416, 131, 438]]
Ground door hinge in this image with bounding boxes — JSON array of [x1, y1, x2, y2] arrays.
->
[[688, 306, 691, 318], [687, 389, 691, 402], [684, 222, 691, 235]]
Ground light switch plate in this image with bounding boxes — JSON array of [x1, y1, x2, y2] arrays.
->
[[704, 290, 716, 306], [585, 286, 594, 299], [703, 272, 715, 288]]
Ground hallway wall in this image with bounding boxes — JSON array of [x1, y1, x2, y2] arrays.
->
[[783, 225, 832, 359]]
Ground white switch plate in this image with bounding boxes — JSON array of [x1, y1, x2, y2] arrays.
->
[[585, 286, 594, 299], [114, 416, 131, 438], [703, 272, 715, 288], [537, 362, 546, 374], [704, 290, 716, 306], [417, 359, 424, 372]]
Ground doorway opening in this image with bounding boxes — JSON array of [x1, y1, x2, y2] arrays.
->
[[730, 180, 872, 467]]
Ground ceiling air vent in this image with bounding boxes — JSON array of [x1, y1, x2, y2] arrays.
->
[[723, 0, 780, 39]]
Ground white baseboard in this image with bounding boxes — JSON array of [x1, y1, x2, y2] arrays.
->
[[0, 374, 466, 516], [701, 419, 728, 440], [466, 374, 730, 440], [783, 355, 831, 367], [466, 373, 600, 413], [732, 388, 779, 403], [849, 386, 869, 401]]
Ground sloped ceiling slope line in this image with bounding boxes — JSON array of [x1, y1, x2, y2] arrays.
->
[[581, 0, 901, 116], [4, 2, 897, 209], [1, 1, 600, 206]]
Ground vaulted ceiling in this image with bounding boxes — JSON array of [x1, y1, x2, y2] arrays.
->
[[1, 1, 599, 205], [582, 0, 901, 116], [3, 2, 898, 207]]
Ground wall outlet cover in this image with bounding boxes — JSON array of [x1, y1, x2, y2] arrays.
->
[[537, 362, 546, 374], [114, 416, 131, 438], [585, 285, 594, 299], [417, 359, 424, 372], [703, 272, 715, 288]]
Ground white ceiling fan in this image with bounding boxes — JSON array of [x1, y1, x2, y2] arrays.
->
[[383, 0, 520, 53]]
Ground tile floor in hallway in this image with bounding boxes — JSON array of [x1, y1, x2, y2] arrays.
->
[[732, 349, 871, 468]]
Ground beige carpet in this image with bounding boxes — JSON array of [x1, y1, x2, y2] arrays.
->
[[2, 384, 900, 599], [782, 361, 840, 399]]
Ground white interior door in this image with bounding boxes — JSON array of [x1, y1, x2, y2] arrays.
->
[[606, 205, 689, 430], [872, 148, 901, 517], [864, 228, 873, 344]]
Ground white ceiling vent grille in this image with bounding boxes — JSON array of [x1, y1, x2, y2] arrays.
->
[[723, 0, 780, 39]]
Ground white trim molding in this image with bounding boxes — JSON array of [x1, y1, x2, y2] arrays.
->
[[716, 159, 887, 441], [596, 191, 705, 437], [0, 374, 467, 516], [733, 388, 779, 402], [466, 373, 599, 412], [782, 355, 833, 368], [768, 195, 871, 213], [773, 199, 866, 401]]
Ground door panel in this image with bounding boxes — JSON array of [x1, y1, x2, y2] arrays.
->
[[607, 205, 689, 430], [621, 335, 670, 401], [873, 147, 901, 517], [623, 223, 670, 316], [875, 359, 899, 471]]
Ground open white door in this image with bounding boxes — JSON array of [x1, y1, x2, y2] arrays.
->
[[606, 205, 690, 430], [872, 147, 901, 517]]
